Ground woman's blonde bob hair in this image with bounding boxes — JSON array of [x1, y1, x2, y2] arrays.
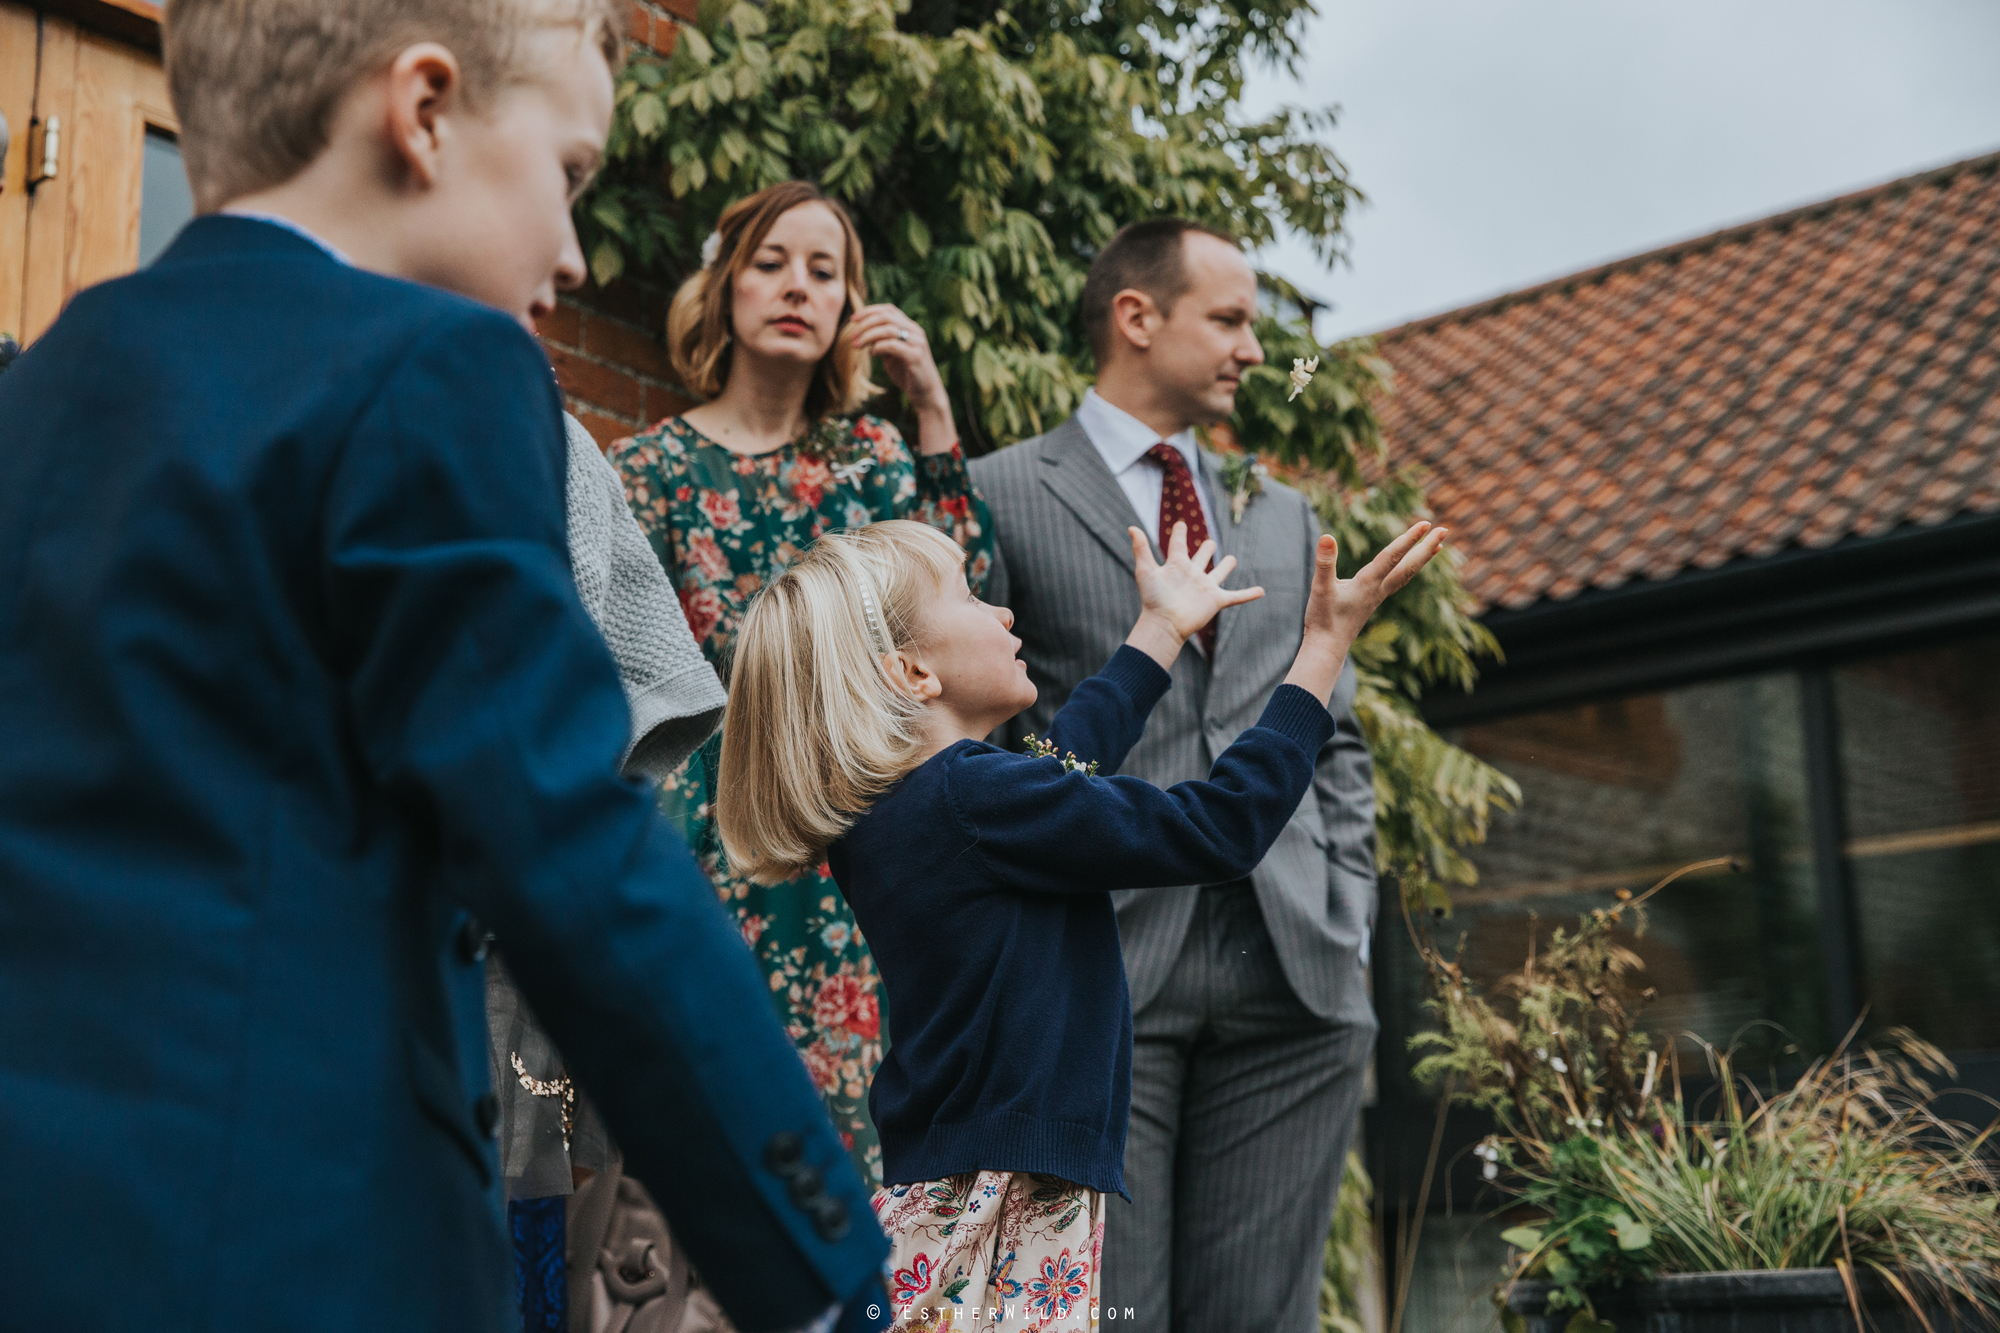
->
[[718, 520, 968, 884], [667, 181, 879, 421]]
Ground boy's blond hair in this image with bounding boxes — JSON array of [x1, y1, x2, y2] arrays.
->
[[163, 0, 626, 212], [668, 181, 880, 420], [718, 521, 967, 884]]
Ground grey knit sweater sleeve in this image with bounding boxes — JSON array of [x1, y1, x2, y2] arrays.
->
[[564, 412, 727, 783], [481, 415, 729, 1199]]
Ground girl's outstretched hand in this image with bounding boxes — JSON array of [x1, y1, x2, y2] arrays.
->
[[1285, 522, 1449, 702], [1124, 522, 1266, 669]]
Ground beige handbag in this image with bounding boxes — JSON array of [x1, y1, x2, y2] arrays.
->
[[566, 1163, 735, 1333]]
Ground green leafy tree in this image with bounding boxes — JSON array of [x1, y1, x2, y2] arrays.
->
[[580, 0, 1515, 906]]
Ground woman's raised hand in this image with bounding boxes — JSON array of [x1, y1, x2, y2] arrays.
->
[[1123, 522, 1266, 670], [847, 304, 953, 444]]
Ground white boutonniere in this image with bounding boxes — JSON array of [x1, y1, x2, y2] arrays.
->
[[1287, 356, 1319, 402], [1023, 734, 1100, 776], [1218, 452, 1269, 525]]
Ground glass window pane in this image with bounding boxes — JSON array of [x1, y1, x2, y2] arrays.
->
[[139, 129, 195, 268], [1834, 632, 2000, 1053], [1400, 1215, 1510, 1333], [1402, 675, 1823, 1087]]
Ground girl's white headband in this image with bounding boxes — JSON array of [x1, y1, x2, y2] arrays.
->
[[855, 573, 892, 657]]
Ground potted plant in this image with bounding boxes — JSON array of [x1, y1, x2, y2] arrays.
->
[[1403, 860, 2000, 1333]]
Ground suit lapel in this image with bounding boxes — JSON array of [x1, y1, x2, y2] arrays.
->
[[1200, 448, 1244, 665], [1038, 418, 1147, 572]]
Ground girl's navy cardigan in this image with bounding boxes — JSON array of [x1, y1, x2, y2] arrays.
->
[[827, 645, 1335, 1198]]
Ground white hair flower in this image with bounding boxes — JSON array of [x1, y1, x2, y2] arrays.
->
[[700, 231, 722, 269]]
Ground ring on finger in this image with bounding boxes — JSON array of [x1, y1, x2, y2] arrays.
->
[[896, 328, 910, 343]]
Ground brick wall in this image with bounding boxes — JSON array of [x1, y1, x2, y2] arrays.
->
[[539, 0, 697, 451]]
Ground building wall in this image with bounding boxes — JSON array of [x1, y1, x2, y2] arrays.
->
[[5, 0, 699, 453], [542, 0, 698, 452], [540, 271, 693, 451]]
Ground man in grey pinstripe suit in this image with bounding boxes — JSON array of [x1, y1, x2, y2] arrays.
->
[[970, 220, 1377, 1332]]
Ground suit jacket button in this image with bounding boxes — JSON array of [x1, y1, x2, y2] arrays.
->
[[787, 1163, 825, 1207], [456, 918, 490, 964], [474, 1092, 501, 1139], [811, 1196, 850, 1242], [764, 1132, 804, 1173]]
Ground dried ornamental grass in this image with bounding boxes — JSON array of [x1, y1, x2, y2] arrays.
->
[[1404, 863, 2000, 1330]]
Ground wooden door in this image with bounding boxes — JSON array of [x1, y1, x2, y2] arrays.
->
[[1, 3, 175, 344], [0, 3, 38, 340]]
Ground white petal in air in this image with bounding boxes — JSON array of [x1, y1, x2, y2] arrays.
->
[[1287, 356, 1319, 402]]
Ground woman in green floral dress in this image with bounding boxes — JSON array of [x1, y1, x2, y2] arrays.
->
[[611, 182, 992, 1187]]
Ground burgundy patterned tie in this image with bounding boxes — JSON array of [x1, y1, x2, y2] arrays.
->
[[1146, 442, 1217, 657]]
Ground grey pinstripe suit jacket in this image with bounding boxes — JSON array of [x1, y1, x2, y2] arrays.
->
[[971, 417, 1379, 1025]]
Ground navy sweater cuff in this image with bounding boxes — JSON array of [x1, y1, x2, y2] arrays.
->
[[1255, 684, 1338, 755], [1099, 644, 1173, 712]]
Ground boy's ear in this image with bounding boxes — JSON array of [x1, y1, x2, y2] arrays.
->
[[382, 43, 463, 191], [881, 649, 941, 703]]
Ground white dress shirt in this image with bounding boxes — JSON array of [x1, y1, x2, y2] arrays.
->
[[1076, 388, 1221, 656], [1075, 388, 1219, 552]]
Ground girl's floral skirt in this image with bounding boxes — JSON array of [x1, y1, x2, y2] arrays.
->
[[872, 1172, 1103, 1332]]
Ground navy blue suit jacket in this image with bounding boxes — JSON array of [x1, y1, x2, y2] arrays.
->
[[0, 217, 887, 1332]]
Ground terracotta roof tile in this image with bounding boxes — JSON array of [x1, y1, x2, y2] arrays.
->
[[1368, 151, 2000, 613]]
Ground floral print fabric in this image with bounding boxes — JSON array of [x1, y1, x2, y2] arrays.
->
[[611, 413, 993, 1188], [873, 1172, 1104, 1332]]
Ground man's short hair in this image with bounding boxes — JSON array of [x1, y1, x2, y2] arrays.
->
[[163, 0, 626, 212], [1079, 218, 1240, 366]]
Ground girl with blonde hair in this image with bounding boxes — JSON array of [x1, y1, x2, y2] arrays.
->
[[611, 181, 990, 1186], [719, 515, 1446, 1331]]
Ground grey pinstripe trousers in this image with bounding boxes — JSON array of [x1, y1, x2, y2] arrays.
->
[[1102, 882, 1375, 1333]]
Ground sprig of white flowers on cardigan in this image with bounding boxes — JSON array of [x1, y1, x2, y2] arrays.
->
[[1023, 734, 1100, 776], [511, 1052, 577, 1152]]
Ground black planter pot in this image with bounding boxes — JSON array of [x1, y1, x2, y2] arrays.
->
[[1505, 1270, 1974, 1333]]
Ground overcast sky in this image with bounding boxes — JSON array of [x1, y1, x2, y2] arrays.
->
[[1242, 0, 2000, 340]]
